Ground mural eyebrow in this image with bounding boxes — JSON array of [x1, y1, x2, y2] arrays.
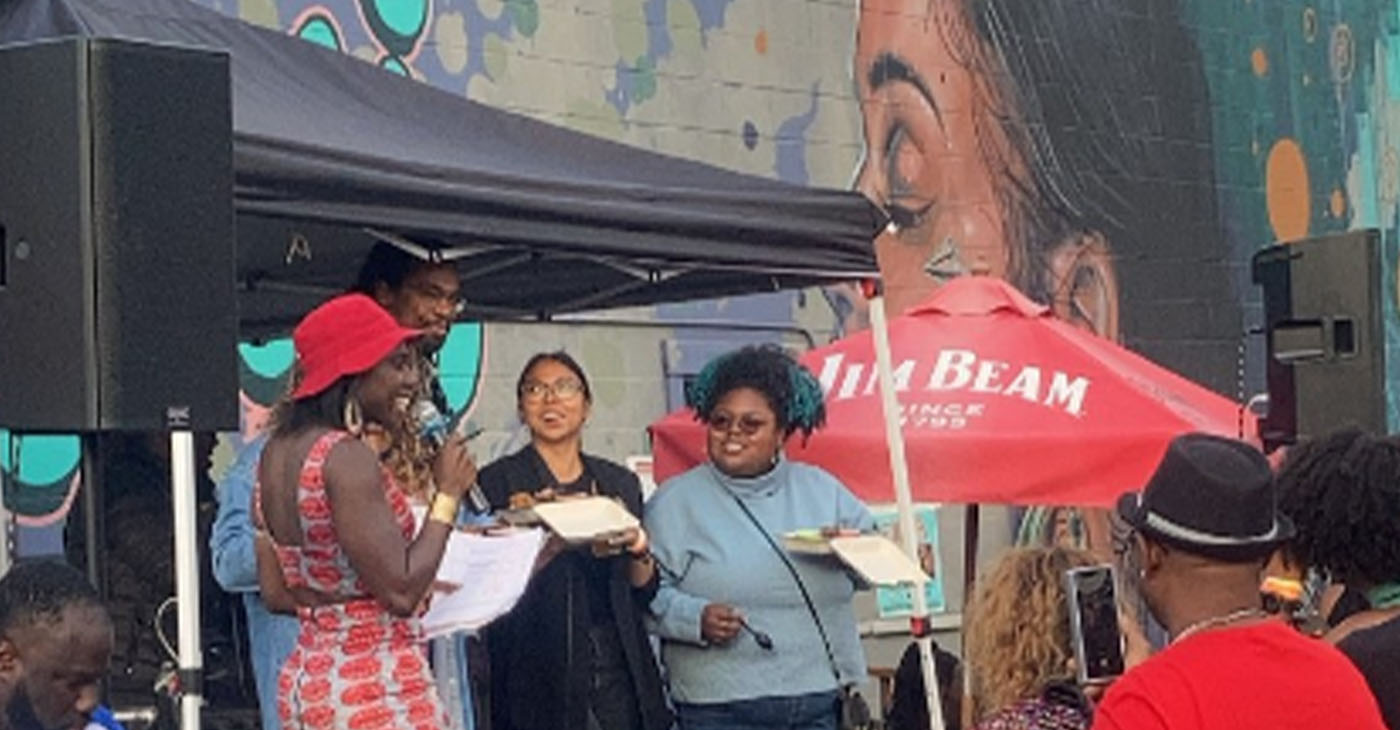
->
[[867, 52, 944, 129]]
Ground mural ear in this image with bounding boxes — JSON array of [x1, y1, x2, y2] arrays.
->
[[1046, 232, 1120, 341]]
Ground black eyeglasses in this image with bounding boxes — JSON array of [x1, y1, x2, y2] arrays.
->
[[409, 282, 466, 315], [707, 413, 771, 436]]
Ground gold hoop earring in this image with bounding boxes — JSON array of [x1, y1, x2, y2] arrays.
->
[[343, 396, 364, 436]]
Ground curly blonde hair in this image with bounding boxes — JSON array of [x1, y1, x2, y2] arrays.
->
[[965, 546, 1096, 721]]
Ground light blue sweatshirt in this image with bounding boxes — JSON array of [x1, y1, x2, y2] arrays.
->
[[644, 458, 873, 705]]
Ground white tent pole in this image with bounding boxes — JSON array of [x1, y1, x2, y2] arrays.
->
[[867, 288, 944, 730], [171, 430, 202, 730]]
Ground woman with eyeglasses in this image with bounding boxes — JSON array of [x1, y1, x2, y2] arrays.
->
[[477, 352, 671, 730], [644, 345, 873, 730]]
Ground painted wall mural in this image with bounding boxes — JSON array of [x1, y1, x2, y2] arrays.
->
[[11, 0, 1400, 540], [192, 0, 1400, 419]]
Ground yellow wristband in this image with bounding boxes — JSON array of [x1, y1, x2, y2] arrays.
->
[[429, 492, 460, 526]]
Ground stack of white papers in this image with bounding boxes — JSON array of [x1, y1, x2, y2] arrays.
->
[[422, 528, 546, 639]]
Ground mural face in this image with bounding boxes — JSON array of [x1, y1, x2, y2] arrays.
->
[[853, 0, 1235, 361], [853, 0, 1016, 320]]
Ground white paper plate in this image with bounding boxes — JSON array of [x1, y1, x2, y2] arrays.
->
[[533, 496, 639, 543]]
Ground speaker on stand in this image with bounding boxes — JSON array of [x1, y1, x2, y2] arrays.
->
[[0, 38, 237, 730]]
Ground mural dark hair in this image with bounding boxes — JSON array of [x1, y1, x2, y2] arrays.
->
[[0, 560, 106, 635], [516, 351, 593, 405], [1276, 427, 1400, 588], [685, 344, 826, 438], [953, 0, 1233, 389]]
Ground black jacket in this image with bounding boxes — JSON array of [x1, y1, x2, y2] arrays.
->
[[479, 446, 672, 730]]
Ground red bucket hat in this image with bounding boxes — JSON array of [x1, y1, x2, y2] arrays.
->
[[291, 294, 422, 400]]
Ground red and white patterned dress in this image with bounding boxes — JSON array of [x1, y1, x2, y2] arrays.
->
[[257, 430, 452, 730]]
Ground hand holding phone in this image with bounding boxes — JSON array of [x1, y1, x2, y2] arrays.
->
[[1065, 564, 1126, 685]]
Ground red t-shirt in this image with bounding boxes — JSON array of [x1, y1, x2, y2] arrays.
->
[[1091, 619, 1385, 730]]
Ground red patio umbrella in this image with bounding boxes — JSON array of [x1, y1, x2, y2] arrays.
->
[[650, 276, 1249, 507]]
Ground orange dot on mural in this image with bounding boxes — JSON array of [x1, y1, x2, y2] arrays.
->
[[754, 29, 768, 55], [1251, 48, 1269, 77], [1266, 139, 1312, 241], [1331, 188, 1347, 217]]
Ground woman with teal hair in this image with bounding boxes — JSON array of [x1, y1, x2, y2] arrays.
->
[[645, 345, 873, 730]]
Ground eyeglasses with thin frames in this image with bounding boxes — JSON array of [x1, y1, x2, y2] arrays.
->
[[520, 380, 586, 402]]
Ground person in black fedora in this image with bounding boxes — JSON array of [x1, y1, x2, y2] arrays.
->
[[1090, 433, 1385, 730]]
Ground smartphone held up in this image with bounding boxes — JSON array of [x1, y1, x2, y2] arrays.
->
[[1065, 564, 1126, 685]]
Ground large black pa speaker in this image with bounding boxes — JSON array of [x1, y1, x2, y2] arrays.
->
[[0, 38, 237, 432], [1252, 229, 1387, 450]]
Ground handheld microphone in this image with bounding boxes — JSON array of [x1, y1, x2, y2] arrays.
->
[[740, 618, 774, 651], [411, 400, 490, 514], [650, 552, 774, 651]]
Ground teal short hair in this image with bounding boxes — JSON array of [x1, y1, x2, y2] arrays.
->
[[685, 344, 826, 438]]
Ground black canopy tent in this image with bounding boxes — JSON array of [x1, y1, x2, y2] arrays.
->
[[1, 0, 883, 338]]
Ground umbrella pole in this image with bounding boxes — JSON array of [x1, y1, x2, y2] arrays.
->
[[170, 430, 202, 730], [866, 287, 945, 730]]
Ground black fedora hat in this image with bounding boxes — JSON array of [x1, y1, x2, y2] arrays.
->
[[1116, 433, 1293, 561]]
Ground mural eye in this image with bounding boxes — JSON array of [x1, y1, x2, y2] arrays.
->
[[883, 123, 917, 197], [882, 122, 936, 232]]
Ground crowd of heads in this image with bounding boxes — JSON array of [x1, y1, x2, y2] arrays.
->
[[950, 424, 1400, 726], [63, 229, 1395, 728]]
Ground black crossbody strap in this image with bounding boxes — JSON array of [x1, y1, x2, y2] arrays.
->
[[727, 490, 843, 685]]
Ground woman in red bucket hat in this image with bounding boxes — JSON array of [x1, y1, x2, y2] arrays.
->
[[253, 293, 478, 730]]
